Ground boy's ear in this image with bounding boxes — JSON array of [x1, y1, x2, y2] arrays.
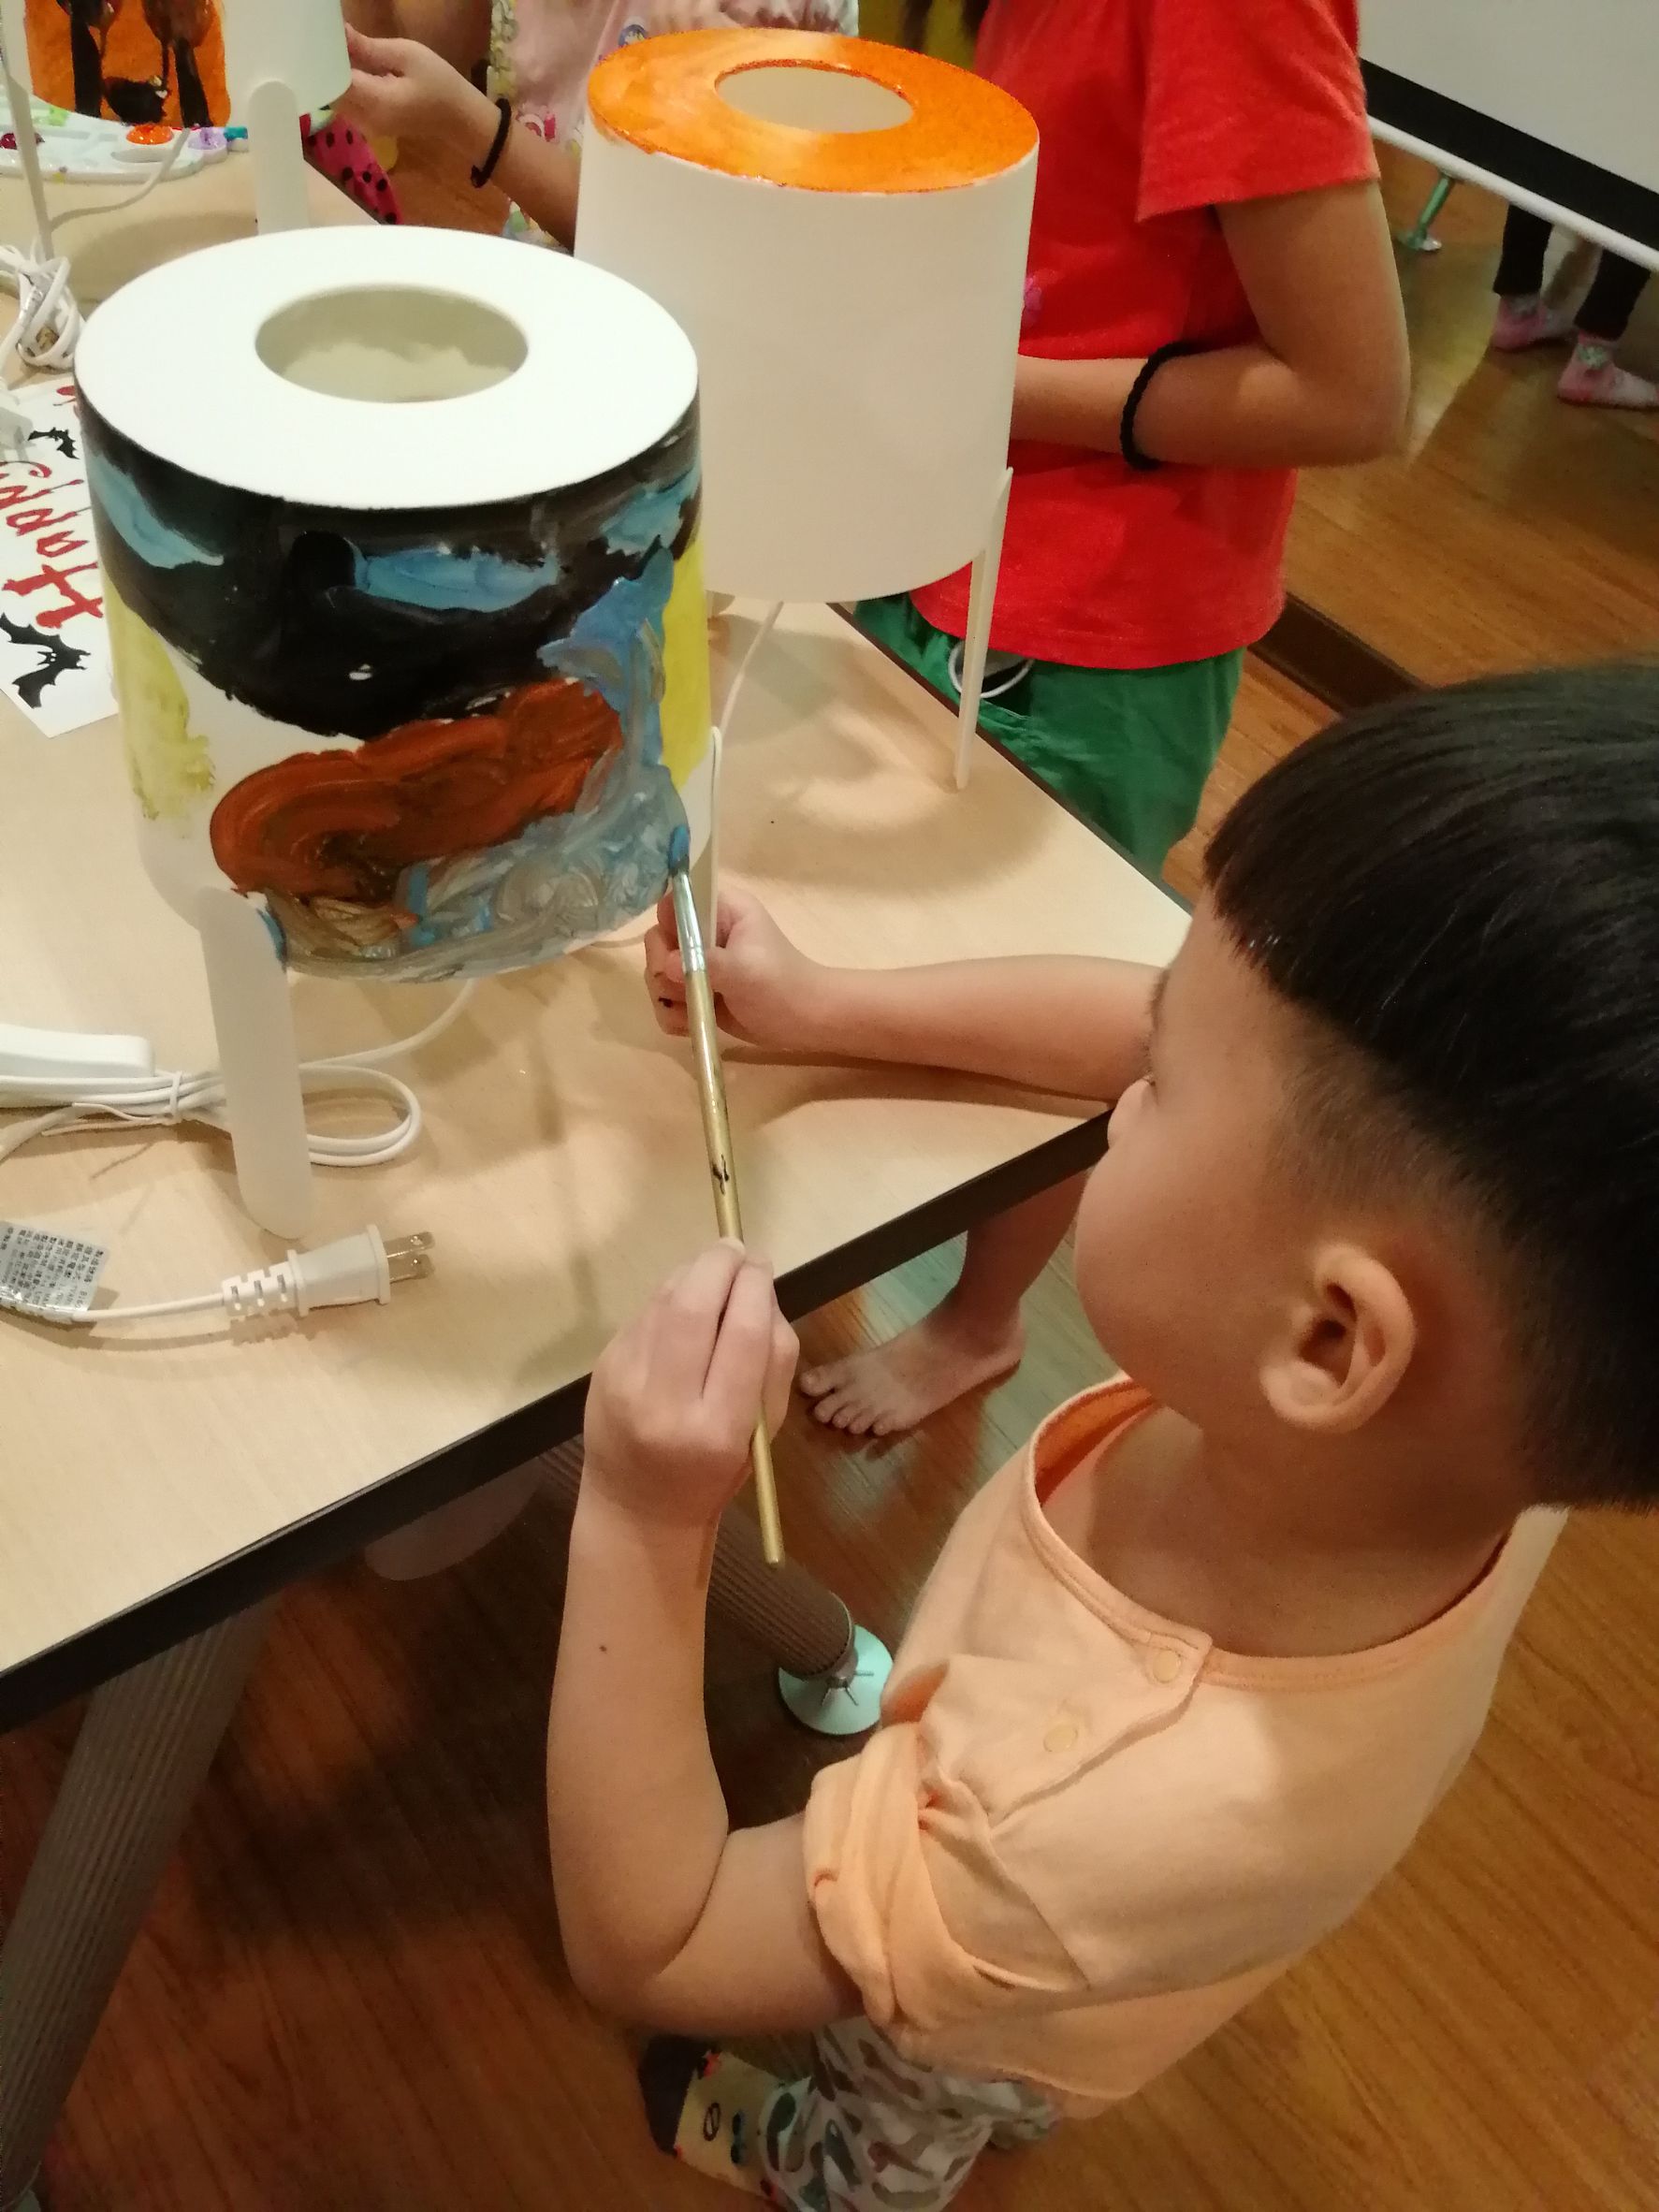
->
[[1259, 1244, 1416, 1435]]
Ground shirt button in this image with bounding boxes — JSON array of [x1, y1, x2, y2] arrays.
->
[[1148, 1647, 1184, 1685], [1043, 1720, 1079, 1754]]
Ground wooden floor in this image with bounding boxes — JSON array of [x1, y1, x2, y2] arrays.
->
[[6, 142, 1659, 2212], [1290, 149, 1659, 684]]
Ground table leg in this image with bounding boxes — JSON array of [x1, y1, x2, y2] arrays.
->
[[538, 1443, 892, 1729], [0, 1604, 272, 2212]]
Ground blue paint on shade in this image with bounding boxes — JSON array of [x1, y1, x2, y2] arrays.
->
[[223, 455, 698, 982], [603, 469, 697, 558], [546, 551, 673, 684], [87, 450, 224, 570], [352, 543, 562, 612], [539, 547, 675, 767]]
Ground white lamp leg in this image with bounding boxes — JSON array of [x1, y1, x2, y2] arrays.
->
[[691, 718, 724, 943], [0, 6, 53, 255], [196, 889, 313, 1238], [953, 465, 1013, 792], [0, 28, 49, 461], [243, 77, 312, 234]]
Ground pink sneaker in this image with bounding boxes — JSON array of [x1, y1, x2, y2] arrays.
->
[[1492, 296, 1576, 352], [1558, 342, 1659, 409]]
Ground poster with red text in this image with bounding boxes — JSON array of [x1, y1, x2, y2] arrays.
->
[[0, 381, 114, 737]]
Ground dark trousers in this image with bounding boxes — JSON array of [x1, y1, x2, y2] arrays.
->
[[1494, 208, 1651, 342]]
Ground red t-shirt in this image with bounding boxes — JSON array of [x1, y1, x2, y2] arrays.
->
[[912, 0, 1376, 671]]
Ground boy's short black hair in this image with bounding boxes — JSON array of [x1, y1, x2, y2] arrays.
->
[[1207, 662, 1659, 1510]]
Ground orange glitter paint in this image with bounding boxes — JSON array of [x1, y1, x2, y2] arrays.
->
[[587, 30, 1036, 195], [126, 124, 176, 146]]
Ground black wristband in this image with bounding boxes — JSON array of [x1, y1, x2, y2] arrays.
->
[[1118, 340, 1201, 472], [471, 95, 514, 189]]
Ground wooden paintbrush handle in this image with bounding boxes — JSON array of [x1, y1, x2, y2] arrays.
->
[[670, 867, 786, 1565]]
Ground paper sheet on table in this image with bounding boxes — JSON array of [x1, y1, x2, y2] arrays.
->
[[0, 379, 115, 736]]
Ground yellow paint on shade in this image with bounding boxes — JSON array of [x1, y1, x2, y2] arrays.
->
[[660, 535, 711, 788], [105, 575, 214, 825]]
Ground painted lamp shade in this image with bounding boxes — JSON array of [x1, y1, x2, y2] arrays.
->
[[20, 0, 347, 133], [75, 226, 711, 982], [575, 30, 1038, 603]]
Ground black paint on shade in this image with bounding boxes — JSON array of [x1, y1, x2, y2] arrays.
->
[[78, 395, 700, 741]]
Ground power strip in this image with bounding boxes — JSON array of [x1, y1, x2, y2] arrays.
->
[[0, 1020, 155, 1088]]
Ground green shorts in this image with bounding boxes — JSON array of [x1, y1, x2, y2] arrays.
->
[[853, 595, 1244, 874]]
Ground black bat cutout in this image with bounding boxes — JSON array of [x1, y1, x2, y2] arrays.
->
[[0, 612, 89, 707], [26, 427, 78, 461]]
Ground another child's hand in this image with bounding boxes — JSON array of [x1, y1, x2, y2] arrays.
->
[[336, 25, 493, 151], [584, 1243, 798, 1532], [646, 884, 834, 1052]]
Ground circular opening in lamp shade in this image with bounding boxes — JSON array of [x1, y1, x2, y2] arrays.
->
[[717, 62, 913, 132], [255, 286, 529, 403]]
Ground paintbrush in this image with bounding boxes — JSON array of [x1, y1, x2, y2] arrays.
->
[[665, 824, 785, 1566]]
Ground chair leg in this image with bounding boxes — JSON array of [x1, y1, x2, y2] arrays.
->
[[1396, 171, 1454, 255], [0, 1605, 272, 2210]]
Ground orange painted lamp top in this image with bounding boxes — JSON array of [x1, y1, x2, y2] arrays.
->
[[586, 30, 1037, 194]]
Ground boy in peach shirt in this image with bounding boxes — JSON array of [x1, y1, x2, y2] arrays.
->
[[549, 664, 1656, 2208]]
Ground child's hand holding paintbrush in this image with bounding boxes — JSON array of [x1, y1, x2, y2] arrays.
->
[[645, 873, 836, 1055], [582, 1238, 798, 1540]]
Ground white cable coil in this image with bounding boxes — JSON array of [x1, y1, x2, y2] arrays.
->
[[0, 986, 469, 1327], [0, 982, 472, 1169], [0, 123, 196, 382]]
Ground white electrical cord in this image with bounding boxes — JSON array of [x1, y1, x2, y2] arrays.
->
[[0, 982, 473, 1173], [0, 985, 471, 1328], [50, 1225, 436, 1328], [0, 240, 76, 372], [719, 600, 782, 736], [0, 124, 194, 380]]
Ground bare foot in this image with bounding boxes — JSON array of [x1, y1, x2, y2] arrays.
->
[[800, 1302, 1025, 1436]]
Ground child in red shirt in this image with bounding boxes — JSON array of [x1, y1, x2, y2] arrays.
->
[[818, 0, 1409, 1440]]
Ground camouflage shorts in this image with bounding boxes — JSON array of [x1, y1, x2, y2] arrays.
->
[[760, 2018, 1058, 2212]]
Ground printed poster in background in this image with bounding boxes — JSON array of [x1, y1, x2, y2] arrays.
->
[[24, 0, 229, 131], [0, 382, 115, 737]]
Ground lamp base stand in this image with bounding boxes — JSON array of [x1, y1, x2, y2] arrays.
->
[[953, 466, 1013, 791], [196, 889, 313, 1239]]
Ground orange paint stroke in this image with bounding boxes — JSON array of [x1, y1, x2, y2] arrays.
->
[[587, 30, 1036, 195], [210, 677, 624, 909]]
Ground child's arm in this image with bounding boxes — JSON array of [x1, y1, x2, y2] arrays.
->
[[338, 28, 581, 247], [1011, 180, 1409, 467], [548, 1242, 862, 2030], [646, 887, 1160, 1103]]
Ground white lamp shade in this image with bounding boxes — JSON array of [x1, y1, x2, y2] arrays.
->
[[223, 0, 349, 121], [77, 227, 713, 984], [577, 31, 1037, 604]]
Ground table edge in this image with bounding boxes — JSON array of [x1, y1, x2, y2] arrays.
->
[[0, 1110, 1112, 1732]]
